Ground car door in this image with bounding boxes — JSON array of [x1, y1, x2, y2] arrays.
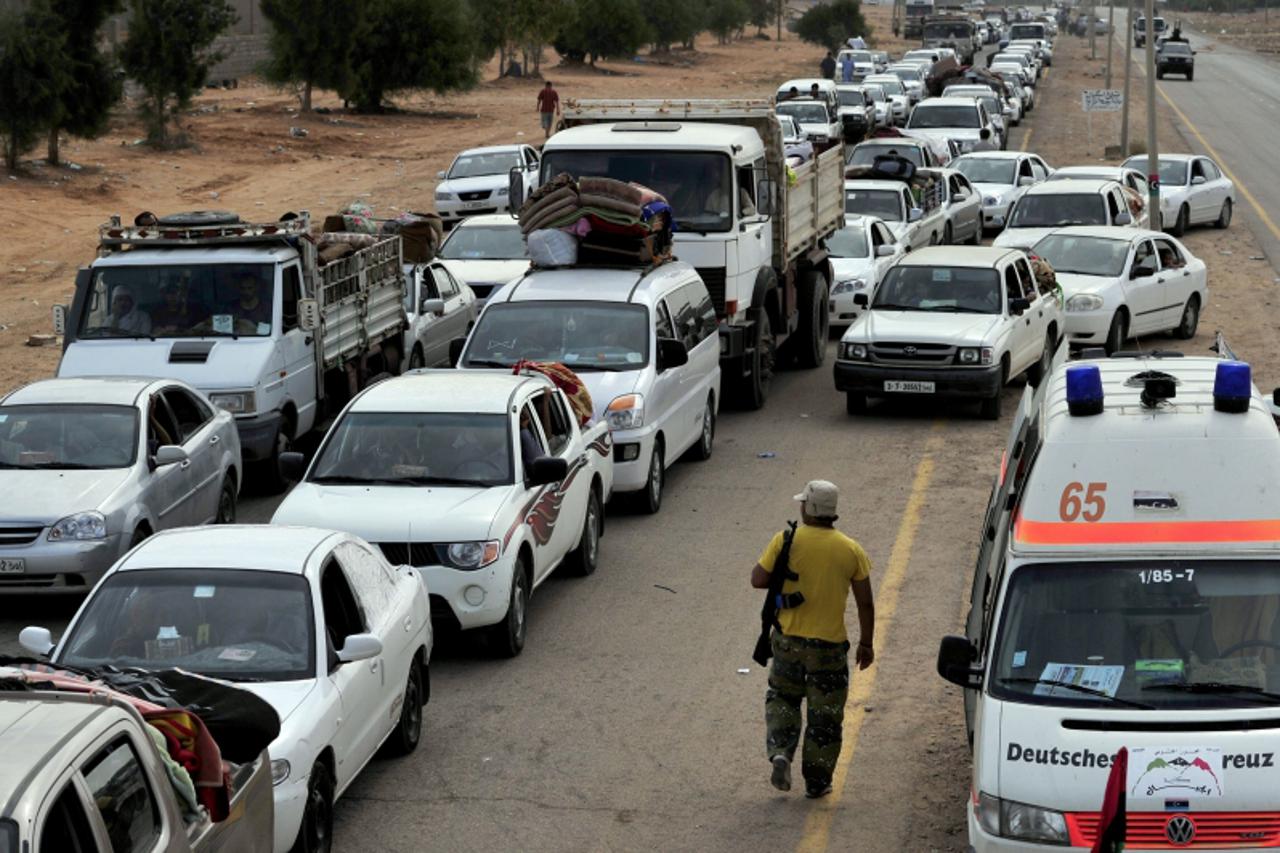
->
[[143, 392, 200, 529], [433, 264, 473, 345], [525, 390, 584, 577], [1014, 257, 1047, 366], [676, 280, 720, 446], [1002, 262, 1034, 371], [161, 386, 222, 524], [1153, 237, 1194, 329], [1187, 158, 1215, 222], [319, 553, 384, 791], [279, 262, 317, 433], [1199, 158, 1230, 222], [870, 222, 899, 293], [413, 267, 445, 366], [1122, 239, 1165, 335], [662, 285, 702, 456], [522, 146, 541, 194], [949, 173, 980, 241], [78, 733, 165, 853]]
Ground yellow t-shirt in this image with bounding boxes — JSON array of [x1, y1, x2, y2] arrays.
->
[[758, 524, 872, 644]]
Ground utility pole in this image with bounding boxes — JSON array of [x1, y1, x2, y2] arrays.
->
[[1144, 0, 1160, 227], [1121, 0, 1135, 155], [1090, 1, 1098, 59], [1105, 0, 1116, 87]]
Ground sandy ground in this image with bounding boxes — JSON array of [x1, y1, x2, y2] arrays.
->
[[1168, 8, 1280, 55]]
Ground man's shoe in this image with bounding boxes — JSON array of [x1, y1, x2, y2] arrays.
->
[[770, 755, 792, 792], [805, 782, 833, 799]]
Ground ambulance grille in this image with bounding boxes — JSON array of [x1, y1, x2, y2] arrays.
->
[[1068, 811, 1280, 848]]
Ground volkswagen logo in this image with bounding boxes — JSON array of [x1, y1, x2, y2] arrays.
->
[[903, 346, 918, 357], [1165, 815, 1196, 845]]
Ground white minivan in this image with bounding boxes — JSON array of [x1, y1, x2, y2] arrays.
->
[[456, 261, 721, 514]]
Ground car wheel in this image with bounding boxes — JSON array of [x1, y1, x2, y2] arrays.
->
[[638, 440, 664, 515], [968, 221, 982, 245], [845, 392, 867, 415], [1173, 294, 1200, 340], [565, 487, 602, 577], [687, 397, 715, 461], [1025, 331, 1054, 388], [979, 390, 1002, 421], [129, 527, 149, 548], [1169, 204, 1188, 237], [488, 558, 529, 657], [943, 222, 953, 245], [289, 761, 334, 853], [380, 659, 424, 757], [1215, 199, 1232, 229], [408, 346, 425, 370], [216, 475, 236, 524], [1186, 70, 1193, 81], [1104, 311, 1128, 355]]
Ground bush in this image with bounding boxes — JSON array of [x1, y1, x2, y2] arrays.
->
[[347, 0, 479, 112], [260, 0, 356, 111], [555, 0, 650, 65], [794, 0, 872, 52], [0, 2, 70, 170]]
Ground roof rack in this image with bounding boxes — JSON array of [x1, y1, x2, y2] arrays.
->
[[99, 211, 312, 250], [562, 98, 776, 123]]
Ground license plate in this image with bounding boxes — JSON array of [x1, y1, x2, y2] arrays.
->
[[885, 380, 935, 393], [463, 200, 487, 210], [0, 558, 25, 574]]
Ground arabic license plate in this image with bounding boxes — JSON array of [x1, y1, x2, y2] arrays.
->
[[463, 200, 488, 210], [0, 558, 25, 574], [884, 380, 935, 393]]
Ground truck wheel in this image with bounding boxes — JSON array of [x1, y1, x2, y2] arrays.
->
[[638, 440, 664, 515], [487, 558, 529, 657], [565, 488, 602, 576], [290, 762, 334, 853], [794, 271, 829, 369], [846, 392, 867, 415], [736, 309, 774, 410], [408, 346, 425, 370], [380, 659, 424, 757]]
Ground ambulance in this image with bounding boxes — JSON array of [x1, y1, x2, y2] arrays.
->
[[938, 348, 1280, 851]]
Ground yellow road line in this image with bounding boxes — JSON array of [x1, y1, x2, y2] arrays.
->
[[1155, 86, 1280, 244], [796, 422, 947, 853]]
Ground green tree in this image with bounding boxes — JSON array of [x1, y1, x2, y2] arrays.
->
[[707, 0, 749, 43], [555, 0, 649, 66], [0, 2, 70, 171], [46, 0, 124, 165], [119, 0, 237, 146], [643, 0, 704, 52], [748, 0, 773, 34], [260, 0, 356, 111], [347, 0, 479, 113], [794, 0, 872, 52], [513, 0, 575, 75]]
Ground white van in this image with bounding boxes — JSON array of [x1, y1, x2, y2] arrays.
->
[[939, 351, 1280, 851], [456, 261, 721, 514]]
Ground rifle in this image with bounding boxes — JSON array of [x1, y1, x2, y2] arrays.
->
[[752, 521, 801, 666]]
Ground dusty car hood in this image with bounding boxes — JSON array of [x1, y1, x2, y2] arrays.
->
[[439, 174, 507, 195], [993, 226, 1058, 250], [273, 482, 514, 542], [0, 469, 131, 524], [852, 309, 1002, 346], [831, 256, 876, 282], [439, 259, 529, 291], [58, 338, 278, 393], [243, 680, 318, 727], [577, 371, 645, 421]]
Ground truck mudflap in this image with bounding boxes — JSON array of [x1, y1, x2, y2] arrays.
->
[[718, 322, 748, 361]]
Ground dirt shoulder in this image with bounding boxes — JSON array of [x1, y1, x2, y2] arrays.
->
[[1170, 9, 1280, 57]]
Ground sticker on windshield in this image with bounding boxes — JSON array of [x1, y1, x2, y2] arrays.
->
[[1035, 662, 1124, 698], [256, 322, 270, 335], [1012, 650, 1027, 669], [211, 314, 234, 334], [0, 415, 7, 423], [218, 647, 257, 662], [626, 352, 643, 363], [931, 268, 952, 282], [1129, 747, 1224, 798], [1135, 659, 1184, 687], [193, 585, 216, 598]]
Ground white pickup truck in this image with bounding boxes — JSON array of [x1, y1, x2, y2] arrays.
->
[[833, 246, 1062, 419], [843, 174, 947, 251], [54, 211, 407, 491], [543, 98, 845, 409]]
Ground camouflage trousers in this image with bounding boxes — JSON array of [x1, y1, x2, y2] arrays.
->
[[765, 632, 850, 788]]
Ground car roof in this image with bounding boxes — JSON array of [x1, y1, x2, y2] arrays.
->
[[845, 179, 908, 191], [916, 97, 983, 108], [448, 214, 520, 228], [118, 525, 344, 574], [93, 246, 296, 267], [1051, 165, 1133, 176], [855, 138, 928, 148], [2, 376, 164, 407], [547, 122, 761, 153], [1041, 225, 1165, 241], [493, 262, 696, 306], [351, 369, 551, 414], [955, 151, 1032, 161], [896, 246, 1024, 267], [1127, 152, 1197, 163], [456, 145, 524, 157], [1024, 178, 1117, 194], [0, 692, 124, 797]]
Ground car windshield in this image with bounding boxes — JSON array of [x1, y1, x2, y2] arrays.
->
[[870, 78, 905, 95], [1125, 157, 1189, 186], [992, 64, 1025, 78], [873, 266, 1002, 313], [908, 105, 980, 129], [541, 150, 732, 232], [955, 158, 1017, 184], [862, 86, 886, 103], [778, 115, 802, 139], [0, 404, 138, 470], [464, 301, 650, 372], [991, 561, 1280, 710], [1009, 193, 1106, 227], [777, 102, 830, 124], [449, 151, 521, 179], [310, 411, 512, 486], [1009, 24, 1043, 38], [59, 569, 315, 682], [924, 22, 973, 38], [891, 67, 923, 82], [1163, 42, 1193, 55], [439, 224, 527, 261], [845, 188, 903, 221], [848, 145, 925, 169], [838, 90, 866, 107], [78, 263, 274, 339], [1032, 234, 1131, 277], [827, 223, 870, 258]]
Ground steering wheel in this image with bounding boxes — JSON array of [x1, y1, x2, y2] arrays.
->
[[1216, 639, 1280, 659]]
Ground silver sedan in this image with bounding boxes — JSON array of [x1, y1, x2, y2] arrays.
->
[[0, 376, 241, 594]]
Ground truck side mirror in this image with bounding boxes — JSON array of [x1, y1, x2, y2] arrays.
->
[[298, 298, 319, 332], [52, 304, 67, 336], [937, 635, 983, 688], [508, 167, 525, 213], [757, 178, 777, 216], [448, 337, 467, 367]]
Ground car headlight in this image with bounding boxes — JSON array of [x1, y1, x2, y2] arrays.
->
[[496, 187, 508, 196], [984, 195, 1001, 206], [1066, 293, 1104, 312], [832, 278, 866, 295], [957, 346, 994, 365], [840, 342, 868, 360], [208, 391, 256, 415], [271, 759, 290, 786], [442, 541, 501, 570], [49, 511, 107, 541], [434, 191, 452, 202], [606, 393, 645, 431], [977, 793, 1069, 843]]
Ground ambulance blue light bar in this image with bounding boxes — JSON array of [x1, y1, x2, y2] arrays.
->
[[1214, 361, 1251, 413], [1066, 365, 1104, 416]]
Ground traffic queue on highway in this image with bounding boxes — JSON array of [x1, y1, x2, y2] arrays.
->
[[0, 6, 1264, 851]]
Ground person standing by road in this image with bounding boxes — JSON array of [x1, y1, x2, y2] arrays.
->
[[536, 81, 560, 140], [750, 480, 875, 799], [820, 51, 837, 79]]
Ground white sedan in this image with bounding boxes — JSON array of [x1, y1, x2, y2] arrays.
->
[[435, 144, 541, 226], [403, 261, 477, 369], [951, 150, 1052, 231], [827, 215, 905, 329], [993, 179, 1144, 250], [1032, 226, 1207, 353], [435, 214, 530, 306], [23, 524, 433, 853], [1122, 153, 1236, 236]]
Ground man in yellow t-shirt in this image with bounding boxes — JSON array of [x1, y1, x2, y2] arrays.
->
[[750, 480, 875, 799]]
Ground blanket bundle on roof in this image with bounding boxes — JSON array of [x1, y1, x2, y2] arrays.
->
[[519, 174, 675, 267], [512, 360, 594, 426]]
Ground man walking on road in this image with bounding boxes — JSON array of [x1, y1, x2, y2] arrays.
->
[[820, 51, 836, 79], [750, 480, 875, 799], [972, 127, 998, 151], [536, 80, 560, 140]]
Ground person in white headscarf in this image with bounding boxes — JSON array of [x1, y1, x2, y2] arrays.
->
[[106, 286, 152, 335]]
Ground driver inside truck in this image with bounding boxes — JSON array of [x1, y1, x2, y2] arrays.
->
[[151, 278, 204, 335], [220, 271, 273, 333], [106, 285, 153, 336]]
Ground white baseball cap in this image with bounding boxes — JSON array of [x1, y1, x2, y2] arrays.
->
[[794, 480, 839, 516]]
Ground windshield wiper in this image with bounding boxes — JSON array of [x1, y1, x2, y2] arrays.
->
[[309, 474, 404, 486], [464, 357, 513, 369], [1142, 682, 1280, 703], [390, 476, 493, 487], [21, 462, 99, 470], [571, 364, 629, 372], [871, 303, 915, 311], [999, 677, 1155, 709], [918, 305, 989, 314]]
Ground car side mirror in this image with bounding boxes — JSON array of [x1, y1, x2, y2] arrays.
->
[[908, 207, 924, 222], [19, 626, 55, 657], [153, 445, 188, 468], [436, 170, 446, 179], [1273, 388, 1280, 407], [528, 455, 569, 487], [1131, 263, 1156, 279], [1114, 212, 1133, 226], [448, 337, 466, 367], [1009, 297, 1030, 315], [298, 298, 319, 333], [656, 337, 689, 372], [937, 635, 982, 688], [423, 298, 445, 316], [508, 167, 525, 213], [52, 304, 67, 336], [1018, 176, 1035, 187], [279, 451, 307, 483], [853, 293, 869, 307], [1191, 175, 1207, 186], [336, 633, 383, 664], [876, 244, 897, 257]]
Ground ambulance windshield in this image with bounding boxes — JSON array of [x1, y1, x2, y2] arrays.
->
[[990, 561, 1280, 709]]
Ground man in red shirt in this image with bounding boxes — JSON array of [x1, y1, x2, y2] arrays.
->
[[536, 81, 560, 140]]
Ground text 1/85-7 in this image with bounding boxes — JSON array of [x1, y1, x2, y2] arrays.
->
[[1138, 568, 1195, 584]]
